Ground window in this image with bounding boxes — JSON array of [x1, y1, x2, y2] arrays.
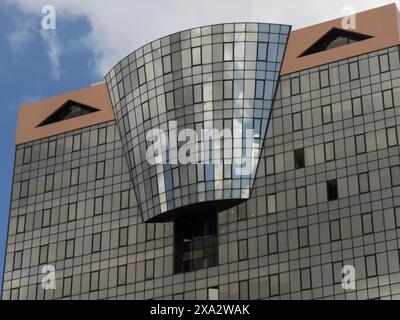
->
[[322, 104, 332, 124], [239, 281, 249, 299], [292, 112, 302, 131], [300, 74, 310, 92], [22, 147, 32, 164], [234, 42, 245, 60], [208, 287, 219, 300], [65, 239, 74, 258], [38, 100, 99, 127], [120, 190, 130, 209], [358, 58, 370, 78], [68, 203, 77, 221], [94, 196, 103, 215], [349, 61, 359, 80], [239, 239, 248, 261], [394, 87, 400, 106], [238, 203, 247, 221], [90, 271, 99, 292], [162, 55, 172, 74], [48, 141, 56, 158], [138, 66, 146, 85], [92, 233, 101, 253], [296, 187, 307, 207], [280, 79, 291, 98], [98, 127, 106, 145], [387, 127, 398, 147], [302, 110, 312, 129], [192, 46, 202, 65], [395, 207, 400, 228], [362, 213, 373, 235], [45, 174, 53, 192], [266, 156, 274, 175], [174, 211, 218, 273], [379, 53, 390, 72], [17, 215, 25, 234], [298, 226, 309, 248], [70, 168, 79, 186], [324, 142, 335, 162], [383, 89, 394, 109], [63, 277, 72, 297], [224, 43, 233, 61], [144, 259, 154, 280], [301, 268, 311, 290], [19, 180, 29, 199], [39, 245, 48, 264], [96, 161, 105, 180], [342, 99, 352, 119], [146, 224, 155, 241], [269, 274, 280, 296], [275, 153, 284, 173], [268, 233, 277, 254], [13, 251, 23, 270], [355, 134, 366, 154], [250, 80, 262, 101], [118, 265, 127, 285], [327, 179, 338, 201], [267, 194, 276, 213], [257, 42, 267, 61], [352, 97, 363, 116], [289, 77, 299, 95], [299, 27, 372, 57], [223, 80, 233, 99], [358, 173, 370, 194], [294, 148, 305, 169], [119, 227, 128, 247], [366, 255, 377, 277], [391, 166, 400, 187], [320, 69, 330, 88], [330, 220, 341, 241]]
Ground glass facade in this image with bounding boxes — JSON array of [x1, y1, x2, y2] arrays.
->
[[3, 22, 400, 300], [105, 23, 290, 222]]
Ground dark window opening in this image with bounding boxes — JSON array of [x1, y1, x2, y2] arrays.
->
[[327, 179, 338, 201], [299, 28, 372, 57], [294, 148, 305, 169], [174, 211, 218, 274], [38, 100, 99, 127]]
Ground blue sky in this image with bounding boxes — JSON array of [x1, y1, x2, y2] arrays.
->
[[0, 0, 396, 294]]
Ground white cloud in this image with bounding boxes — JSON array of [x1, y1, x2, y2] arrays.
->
[[8, 17, 34, 52], [4, 0, 398, 77], [40, 30, 62, 80]]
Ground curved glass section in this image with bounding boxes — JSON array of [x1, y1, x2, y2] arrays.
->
[[106, 23, 290, 222]]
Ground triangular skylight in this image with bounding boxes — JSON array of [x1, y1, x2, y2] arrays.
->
[[38, 100, 99, 127], [299, 27, 373, 57]]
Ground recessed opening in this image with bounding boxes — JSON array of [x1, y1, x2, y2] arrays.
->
[[327, 179, 338, 201], [294, 148, 305, 169], [299, 27, 373, 57], [174, 211, 218, 274], [38, 100, 99, 127]]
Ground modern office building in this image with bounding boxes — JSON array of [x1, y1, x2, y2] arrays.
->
[[4, 4, 400, 299]]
